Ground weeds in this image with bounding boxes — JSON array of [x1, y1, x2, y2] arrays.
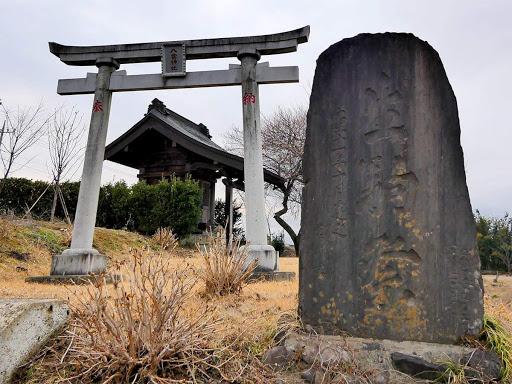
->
[[196, 228, 257, 296], [436, 361, 468, 384], [27, 228, 63, 253], [479, 312, 512, 382]]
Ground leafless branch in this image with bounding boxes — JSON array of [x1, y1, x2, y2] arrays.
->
[[47, 106, 85, 222], [223, 104, 307, 255], [0, 101, 53, 179]]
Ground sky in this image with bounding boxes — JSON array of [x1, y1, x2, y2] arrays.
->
[[1, 0, 511, 240]]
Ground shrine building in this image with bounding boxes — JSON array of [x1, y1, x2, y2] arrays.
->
[[105, 98, 284, 230]]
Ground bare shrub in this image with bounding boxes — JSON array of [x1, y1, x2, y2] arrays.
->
[[67, 248, 218, 383], [0, 217, 10, 242], [152, 226, 177, 251], [196, 228, 257, 296]]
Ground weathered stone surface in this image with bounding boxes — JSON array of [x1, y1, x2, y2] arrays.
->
[[369, 372, 390, 384], [300, 369, 318, 383], [0, 299, 68, 384], [300, 341, 352, 367], [332, 373, 366, 384], [283, 332, 475, 372], [464, 350, 502, 381], [392, 350, 502, 382], [262, 346, 293, 370], [26, 274, 122, 285], [284, 332, 497, 383], [299, 33, 484, 343], [50, 253, 106, 275], [248, 271, 296, 283]]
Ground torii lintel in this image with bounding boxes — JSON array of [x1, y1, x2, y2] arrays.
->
[[49, 26, 310, 66]]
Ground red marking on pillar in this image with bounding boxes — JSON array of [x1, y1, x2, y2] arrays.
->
[[243, 93, 256, 105], [93, 100, 103, 112]]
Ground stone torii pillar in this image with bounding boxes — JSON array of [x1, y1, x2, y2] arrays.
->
[[51, 58, 119, 276], [238, 49, 277, 271]]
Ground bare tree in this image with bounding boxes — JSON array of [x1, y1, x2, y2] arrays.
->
[[0, 101, 51, 180], [224, 105, 306, 255], [48, 106, 85, 222]]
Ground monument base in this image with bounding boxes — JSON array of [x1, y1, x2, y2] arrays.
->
[[247, 244, 279, 272], [272, 332, 501, 383], [50, 251, 106, 275], [245, 244, 295, 281], [249, 271, 296, 282], [25, 274, 122, 285]]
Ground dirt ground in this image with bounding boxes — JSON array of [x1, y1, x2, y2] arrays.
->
[[483, 274, 512, 303]]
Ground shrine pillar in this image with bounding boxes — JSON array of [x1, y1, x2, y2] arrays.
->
[[50, 58, 119, 275], [238, 49, 278, 272]]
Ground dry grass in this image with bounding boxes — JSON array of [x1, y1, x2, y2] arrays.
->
[[0, 217, 11, 242], [7, 217, 512, 383], [152, 227, 177, 251], [479, 298, 512, 382], [196, 229, 257, 296], [2, 218, 298, 383], [0, 217, 153, 283], [13, 275, 298, 383]]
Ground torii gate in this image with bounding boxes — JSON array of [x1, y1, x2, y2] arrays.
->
[[44, 27, 309, 279]]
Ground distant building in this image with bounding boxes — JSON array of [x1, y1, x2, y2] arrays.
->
[[105, 98, 284, 231]]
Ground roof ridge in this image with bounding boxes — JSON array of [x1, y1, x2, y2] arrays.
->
[[147, 98, 211, 138]]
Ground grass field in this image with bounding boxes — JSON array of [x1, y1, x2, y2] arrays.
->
[[1, 216, 508, 316], [0, 217, 299, 325], [1, 217, 512, 383]]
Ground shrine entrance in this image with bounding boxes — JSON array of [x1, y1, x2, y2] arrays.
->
[[40, 27, 309, 279]]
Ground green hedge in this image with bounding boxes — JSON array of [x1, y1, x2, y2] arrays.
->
[[97, 181, 132, 230], [0, 177, 203, 237], [127, 178, 202, 236], [0, 178, 80, 219]]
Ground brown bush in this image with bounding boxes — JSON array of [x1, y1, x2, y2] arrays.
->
[[67, 248, 218, 383], [196, 228, 257, 296]]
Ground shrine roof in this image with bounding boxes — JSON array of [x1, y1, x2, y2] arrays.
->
[[105, 99, 285, 188], [152, 103, 225, 152]]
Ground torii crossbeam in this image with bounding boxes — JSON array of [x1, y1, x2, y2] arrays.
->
[[37, 26, 309, 281]]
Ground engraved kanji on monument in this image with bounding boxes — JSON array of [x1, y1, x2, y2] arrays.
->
[[299, 33, 484, 344]]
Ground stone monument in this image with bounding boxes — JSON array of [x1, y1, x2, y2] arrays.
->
[[299, 33, 484, 344]]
